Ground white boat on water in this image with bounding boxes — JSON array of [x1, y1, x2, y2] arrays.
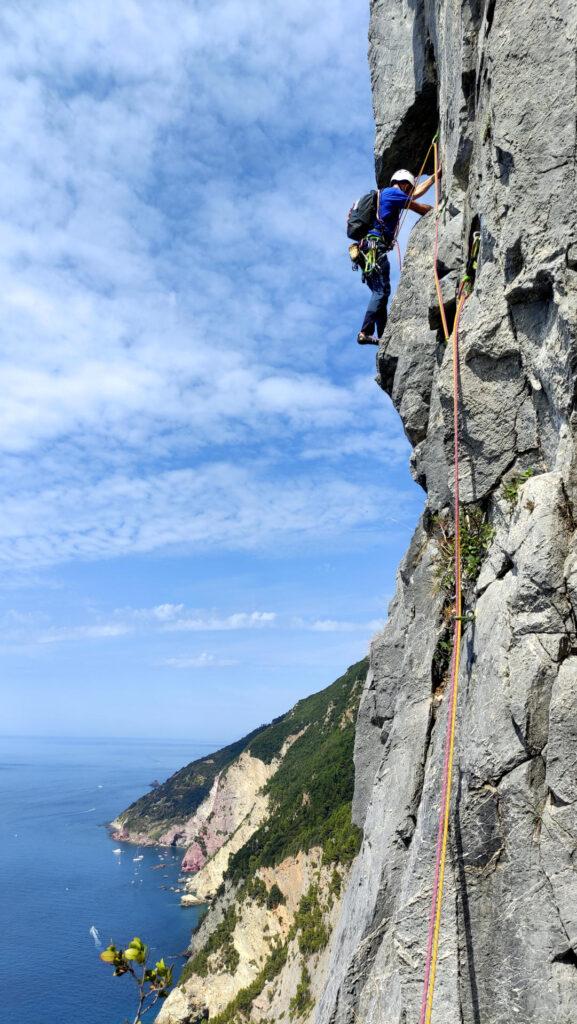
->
[[112, 848, 122, 854], [133, 855, 144, 862]]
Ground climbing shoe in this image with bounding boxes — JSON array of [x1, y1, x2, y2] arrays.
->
[[357, 332, 379, 346]]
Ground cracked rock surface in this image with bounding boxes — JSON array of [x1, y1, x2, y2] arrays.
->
[[317, 2, 577, 1023]]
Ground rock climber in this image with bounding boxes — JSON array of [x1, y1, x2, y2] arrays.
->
[[356, 167, 440, 346]]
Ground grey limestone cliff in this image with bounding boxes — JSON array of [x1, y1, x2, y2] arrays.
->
[[317, 2, 577, 1024]]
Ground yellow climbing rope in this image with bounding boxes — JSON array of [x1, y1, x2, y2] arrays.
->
[[419, 139, 471, 1024]]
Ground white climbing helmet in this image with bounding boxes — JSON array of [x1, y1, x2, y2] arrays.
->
[[390, 169, 416, 188]]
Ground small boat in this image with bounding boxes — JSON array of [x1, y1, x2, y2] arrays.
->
[[112, 848, 122, 855], [133, 855, 144, 862]]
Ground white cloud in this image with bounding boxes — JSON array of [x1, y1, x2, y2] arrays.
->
[[37, 622, 132, 644], [163, 653, 239, 669], [0, 1, 422, 580], [127, 603, 185, 622], [164, 611, 277, 633], [0, 0, 375, 453], [307, 618, 385, 633], [0, 461, 417, 570]]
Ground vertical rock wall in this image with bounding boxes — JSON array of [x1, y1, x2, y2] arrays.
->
[[318, 2, 577, 1023]]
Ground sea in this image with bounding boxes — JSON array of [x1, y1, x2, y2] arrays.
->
[[0, 735, 215, 1024]]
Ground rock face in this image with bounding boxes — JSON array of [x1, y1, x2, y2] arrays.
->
[[179, 752, 277, 876], [181, 743, 300, 899], [317, 3, 577, 1024]]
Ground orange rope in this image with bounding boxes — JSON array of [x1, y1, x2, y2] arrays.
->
[[419, 136, 470, 1024], [419, 286, 467, 1024]]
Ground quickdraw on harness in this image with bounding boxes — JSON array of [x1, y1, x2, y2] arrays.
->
[[349, 234, 393, 277], [363, 238, 379, 276], [418, 138, 480, 1024]]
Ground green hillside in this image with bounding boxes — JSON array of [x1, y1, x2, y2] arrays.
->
[[115, 659, 368, 852], [179, 658, 369, 1014], [228, 658, 368, 879], [116, 724, 270, 838]]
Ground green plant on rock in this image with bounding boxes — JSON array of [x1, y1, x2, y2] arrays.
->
[[432, 627, 454, 685], [184, 906, 239, 980], [289, 965, 314, 1020], [432, 506, 494, 598], [266, 883, 286, 909], [209, 940, 289, 1024], [293, 885, 329, 956], [320, 802, 362, 867], [461, 509, 495, 581], [329, 867, 342, 898], [99, 936, 173, 1024], [502, 468, 535, 507], [239, 875, 269, 906]]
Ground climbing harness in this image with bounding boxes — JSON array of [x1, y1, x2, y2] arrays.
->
[[418, 141, 480, 1024], [363, 239, 379, 276], [349, 235, 393, 280]]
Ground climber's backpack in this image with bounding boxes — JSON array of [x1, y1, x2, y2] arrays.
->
[[347, 190, 379, 241]]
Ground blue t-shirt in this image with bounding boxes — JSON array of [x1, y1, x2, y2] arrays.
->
[[369, 186, 410, 239]]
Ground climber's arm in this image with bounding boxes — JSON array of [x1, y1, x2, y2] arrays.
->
[[408, 199, 433, 215], [413, 167, 440, 198]]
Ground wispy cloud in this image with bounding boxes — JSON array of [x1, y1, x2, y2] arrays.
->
[[163, 611, 277, 633], [163, 653, 239, 669], [0, 604, 389, 649], [128, 603, 185, 622], [0, 0, 422, 578], [37, 623, 132, 644], [306, 618, 385, 633], [0, 463, 416, 569]]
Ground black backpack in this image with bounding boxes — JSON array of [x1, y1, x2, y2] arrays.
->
[[347, 190, 379, 241]]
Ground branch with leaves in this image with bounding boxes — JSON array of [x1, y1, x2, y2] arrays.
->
[[100, 936, 174, 1024]]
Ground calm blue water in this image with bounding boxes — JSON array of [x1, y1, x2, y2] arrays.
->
[[0, 736, 215, 1024]]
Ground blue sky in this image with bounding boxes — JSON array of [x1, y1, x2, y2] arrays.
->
[[0, 0, 425, 741]]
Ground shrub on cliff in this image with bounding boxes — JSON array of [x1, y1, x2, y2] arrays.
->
[[99, 936, 173, 1024], [185, 907, 239, 980]]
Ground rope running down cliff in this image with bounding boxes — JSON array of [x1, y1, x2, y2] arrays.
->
[[418, 139, 469, 1024]]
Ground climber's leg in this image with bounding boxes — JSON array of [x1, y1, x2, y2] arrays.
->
[[360, 285, 382, 338], [359, 255, 391, 341]]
